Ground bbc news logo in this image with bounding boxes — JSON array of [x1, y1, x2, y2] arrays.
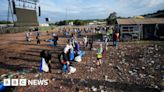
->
[[3, 79, 49, 86]]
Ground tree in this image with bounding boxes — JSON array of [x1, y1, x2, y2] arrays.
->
[[74, 20, 85, 25], [0, 21, 12, 24], [55, 20, 68, 25], [106, 12, 117, 25]]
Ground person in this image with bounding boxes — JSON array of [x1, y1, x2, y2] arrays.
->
[[88, 38, 93, 50], [45, 50, 52, 73], [25, 32, 30, 42], [102, 43, 107, 61], [36, 31, 40, 37], [58, 52, 67, 73], [68, 48, 75, 65], [52, 33, 58, 46], [60, 41, 73, 73], [74, 41, 80, 52], [46, 30, 49, 35], [83, 36, 88, 49], [39, 50, 49, 73], [113, 31, 119, 48], [36, 35, 40, 44], [70, 36, 76, 48], [96, 44, 103, 66], [77, 29, 81, 37]]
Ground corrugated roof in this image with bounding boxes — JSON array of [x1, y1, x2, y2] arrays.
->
[[117, 18, 164, 25]]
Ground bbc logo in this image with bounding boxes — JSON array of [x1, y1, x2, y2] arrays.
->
[[3, 79, 27, 86]]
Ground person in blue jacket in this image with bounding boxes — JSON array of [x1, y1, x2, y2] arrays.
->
[[69, 48, 75, 64]]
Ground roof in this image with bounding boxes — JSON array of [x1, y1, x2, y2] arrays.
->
[[117, 18, 164, 25]]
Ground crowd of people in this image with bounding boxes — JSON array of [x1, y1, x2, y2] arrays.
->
[[25, 26, 120, 74]]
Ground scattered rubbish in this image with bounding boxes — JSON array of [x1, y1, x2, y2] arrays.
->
[[80, 79, 87, 84], [85, 87, 89, 90], [162, 66, 164, 69], [6, 74, 15, 78], [69, 78, 74, 85], [104, 75, 108, 81], [91, 86, 97, 92], [75, 56, 82, 62], [19, 75, 25, 79], [155, 65, 160, 70], [139, 74, 146, 78], [107, 79, 116, 82], [101, 90, 107, 92], [148, 75, 155, 79], [68, 66, 76, 74], [92, 48, 97, 51], [150, 61, 155, 64], [60, 86, 63, 89], [154, 85, 159, 89], [155, 45, 158, 51], [93, 60, 96, 63], [90, 67, 94, 72], [34, 74, 39, 78], [162, 76, 164, 81], [129, 71, 135, 76], [116, 66, 121, 71], [109, 63, 113, 66], [99, 85, 104, 89], [0, 74, 7, 78], [52, 78, 56, 81], [79, 90, 83, 92], [141, 67, 145, 70], [119, 59, 126, 65]]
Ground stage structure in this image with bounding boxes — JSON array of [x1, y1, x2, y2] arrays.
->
[[7, 0, 40, 27]]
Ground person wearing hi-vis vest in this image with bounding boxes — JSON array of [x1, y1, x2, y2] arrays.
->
[[96, 44, 103, 66]]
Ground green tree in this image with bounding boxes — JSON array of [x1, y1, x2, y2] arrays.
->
[[74, 20, 85, 25], [106, 12, 117, 25]]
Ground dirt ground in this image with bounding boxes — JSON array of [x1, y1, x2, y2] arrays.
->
[[0, 29, 163, 92]]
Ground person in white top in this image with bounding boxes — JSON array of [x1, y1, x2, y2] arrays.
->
[[83, 36, 88, 48]]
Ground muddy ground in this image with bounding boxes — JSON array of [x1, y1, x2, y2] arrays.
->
[[0, 30, 163, 92]]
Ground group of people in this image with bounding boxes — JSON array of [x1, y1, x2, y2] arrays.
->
[[58, 36, 86, 74], [99, 26, 120, 48], [25, 29, 59, 47], [60, 27, 96, 38], [38, 26, 119, 74], [83, 36, 93, 50]]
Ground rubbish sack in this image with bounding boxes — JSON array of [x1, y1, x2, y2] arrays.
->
[[41, 58, 49, 72], [39, 59, 43, 73], [0, 83, 6, 92], [75, 56, 82, 62], [48, 44, 56, 47], [47, 39, 54, 43], [68, 66, 76, 74], [77, 50, 85, 57]]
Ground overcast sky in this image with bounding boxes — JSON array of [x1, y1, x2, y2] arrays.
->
[[0, 0, 164, 22]]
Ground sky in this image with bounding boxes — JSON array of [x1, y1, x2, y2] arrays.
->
[[0, 0, 164, 23]]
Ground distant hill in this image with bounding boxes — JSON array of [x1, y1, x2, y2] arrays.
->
[[142, 10, 164, 18]]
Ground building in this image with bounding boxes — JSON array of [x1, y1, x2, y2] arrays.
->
[[39, 23, 49, 27], [117, 18, 164, 40], [68, 22, 74, 26]]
